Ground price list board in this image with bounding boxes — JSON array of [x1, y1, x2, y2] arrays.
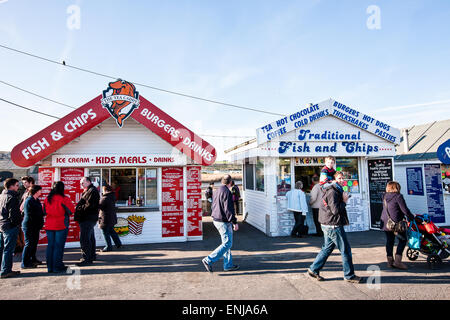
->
[[424, 164, 445, 223], [406, 167, 424, 195], [162, 167, 184, 237], [368, 159, 393, 229], [60, 168, 84, 242], [37, 167, 55, 244], [186, 166, 202, 237]]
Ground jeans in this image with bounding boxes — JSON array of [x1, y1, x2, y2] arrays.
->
[[46, 229, 67, 272], [291, 211, 306, 236], [0, 226, 19, 275], [309, 225, 356, 280], [79, 221, 97, 262], [312, 208, 323, 236], [101, 226, 122, 250], [22, 226, 40, 267], [204, 221, 234, 270], [385, 231, 407, 256]]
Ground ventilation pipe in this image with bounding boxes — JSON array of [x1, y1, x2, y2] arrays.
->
[[402, 129, 409, 153]]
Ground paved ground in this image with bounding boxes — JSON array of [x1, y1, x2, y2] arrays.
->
[[1, 216, 449, 300]]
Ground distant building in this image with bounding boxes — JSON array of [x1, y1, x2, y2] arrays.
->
[[0, 152, 36, 187], [394, 119, 450, 225]]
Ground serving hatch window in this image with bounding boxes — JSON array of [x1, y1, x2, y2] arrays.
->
[[244, 158, 264, 192], [255, 158, 265, 192], [336, 157, 360, 193], [277, 158, 291, 196], [88, 168, 159, 207]]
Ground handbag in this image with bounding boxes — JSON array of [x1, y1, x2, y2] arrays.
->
[[407, 220, 422, 250], [384, 199, 407, 234]]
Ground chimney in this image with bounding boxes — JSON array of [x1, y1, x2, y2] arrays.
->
[[402, 129, 409, 153]]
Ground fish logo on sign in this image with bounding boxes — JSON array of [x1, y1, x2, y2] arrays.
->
[[101, 79, 140, 127]]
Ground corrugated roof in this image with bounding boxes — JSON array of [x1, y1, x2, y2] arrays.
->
[[395, 119, 450, 161]]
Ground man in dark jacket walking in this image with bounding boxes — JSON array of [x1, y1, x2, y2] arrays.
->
[[306, 172, 362, 283], [75, 177, 100, 266], [0, 178, 22, 278], [202, 174, 239, 272]]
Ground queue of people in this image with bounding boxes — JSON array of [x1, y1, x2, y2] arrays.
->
[[0, 162, 418, 282], [0, 176, 122, 278], [201, 155, 418, 283]]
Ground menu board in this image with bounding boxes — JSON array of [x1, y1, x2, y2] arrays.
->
[[60, 168, 84, 242], [344, 194, 369, 232], [186, 166, 202, 237], [424, 164, 445, 223], [276, 196, 295, 236], [368, 159, 393, 229], [162, 167, 184, 237], [37, 167, 55, 245], [406, 167, 424, 195]]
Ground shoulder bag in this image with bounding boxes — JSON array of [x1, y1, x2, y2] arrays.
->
[[384, 199, 407, 234], [407, 220, 422, 250]]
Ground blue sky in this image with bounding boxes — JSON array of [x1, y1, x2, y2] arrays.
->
[[1, 0, 449, 160]]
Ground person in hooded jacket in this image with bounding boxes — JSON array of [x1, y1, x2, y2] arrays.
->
[[98, 184, 122, 252], [381, 181, 415, 270], [21, 185, 44, 269], [0, 178, 22, 278]]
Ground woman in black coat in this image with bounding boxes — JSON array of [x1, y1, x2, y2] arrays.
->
[[21, 185, 44, 268], [381, 181, 415, 270], [98, 184, 122, 252]]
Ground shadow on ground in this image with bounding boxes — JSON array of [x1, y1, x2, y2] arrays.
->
[[14, 217, 450, 284]]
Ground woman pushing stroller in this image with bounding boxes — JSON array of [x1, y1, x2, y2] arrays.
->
[[381, 181, 415, 270]]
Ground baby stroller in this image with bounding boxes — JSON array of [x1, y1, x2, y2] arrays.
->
[[406, 214, 450, 269]]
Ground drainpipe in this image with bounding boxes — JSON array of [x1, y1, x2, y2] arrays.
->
[[402, 129, 409, 153]]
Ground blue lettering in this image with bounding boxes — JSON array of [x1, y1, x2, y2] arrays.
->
[[297, 129, 310, 141], [278, 142, 292, 154]]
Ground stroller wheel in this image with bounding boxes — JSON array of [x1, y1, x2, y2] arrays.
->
[[427, 254, 442, 270], [406, 248, 419, 261]]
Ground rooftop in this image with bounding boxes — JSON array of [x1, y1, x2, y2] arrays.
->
[[395, 119, 450, 161]]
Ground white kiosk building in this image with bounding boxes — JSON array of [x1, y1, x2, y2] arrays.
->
[[227, 99, 401, 236]]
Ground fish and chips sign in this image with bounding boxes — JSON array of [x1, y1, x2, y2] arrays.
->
[[256, 99, 401, 146], [11, 80, 217, 167]]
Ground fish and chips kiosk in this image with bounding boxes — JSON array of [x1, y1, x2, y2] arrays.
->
[[227, 99, 401, 236], [11, 80, 216, 247]]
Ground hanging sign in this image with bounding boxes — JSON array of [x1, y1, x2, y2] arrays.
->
[[437, 139, 450, 165]]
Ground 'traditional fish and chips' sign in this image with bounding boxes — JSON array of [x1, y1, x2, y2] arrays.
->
[[11, 80, 217, 167], [256, 99, 401, 146]]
